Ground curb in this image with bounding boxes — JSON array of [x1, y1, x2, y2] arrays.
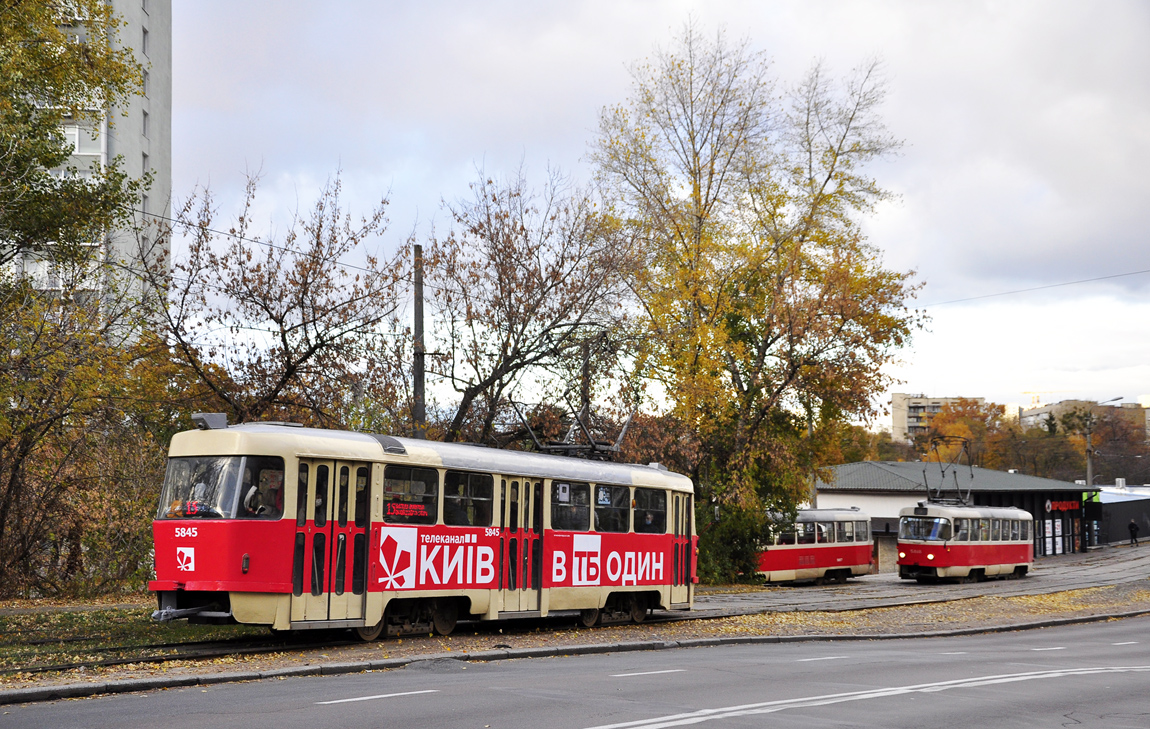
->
[[4, 608, 1150, 707]]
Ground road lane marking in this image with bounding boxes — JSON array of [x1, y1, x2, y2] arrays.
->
[[1031, 647, 1066, 651], [940, 652, 967, 655], [1113, 642, 1138, 646], [611, 670, 687, 677], [316, 689, 439, 705], [581, 666, 1150, 729], [796, 656, 846, 662]]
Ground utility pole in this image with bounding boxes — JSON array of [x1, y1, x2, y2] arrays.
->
[[580, 339, 590, 418], [412, 244, 426, 439]]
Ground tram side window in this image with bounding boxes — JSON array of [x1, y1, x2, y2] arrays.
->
[[954, 518, 969, 541], [552, 481, 590, 531], [595, 485, 630, 533], [1008, 520, 1018, 540], [633, 488, 667, 534], [855, 521, 869, 542], [382, 466, 439, 524], [979, 518, 990, 541], [443, 470, 494, 527], [798, 522, 817, 544], [1021, 521, 1030, 541], [817, 522, 835, 543], [836, 521, 854, 543], [990, 519, 1000, 541]]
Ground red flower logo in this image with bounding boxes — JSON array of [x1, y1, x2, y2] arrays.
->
[[378, 534, 412, 588]]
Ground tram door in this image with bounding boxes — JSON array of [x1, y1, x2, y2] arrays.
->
[[670, 493, 692, 604], [292, 460, 371, 623], [500, 478, 543, 612]]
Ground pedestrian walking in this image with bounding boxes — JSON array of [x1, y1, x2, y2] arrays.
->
[[1129, 519, 1140, 546]]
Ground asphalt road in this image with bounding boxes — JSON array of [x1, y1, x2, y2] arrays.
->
[[693, 544, 1150, 615], [8, 614, 1150, 728]]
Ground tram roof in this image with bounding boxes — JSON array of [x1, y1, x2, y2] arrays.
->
[[793, 508, 871, 522], [816, 461, 1098, 495], [170, 423, 694, 492], [899, 502, 1034, 520]]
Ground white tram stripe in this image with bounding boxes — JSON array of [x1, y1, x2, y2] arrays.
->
[[580, 666, 1150, 729], [611, 669, 687, 677], [1113, 641, 1138, 646], [796, 656, 847, 662], [316, 689, 440, 705]]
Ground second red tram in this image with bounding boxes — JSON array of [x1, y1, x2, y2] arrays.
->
[[897, 501, 1034, 583], [756, 508, 874, 584], [150, 418, 697, 638]]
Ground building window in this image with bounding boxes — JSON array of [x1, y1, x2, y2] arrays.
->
[[142, 152, 149, 173], [142, 0, 149, 14], [142, 28, 149, 56], [143, 70, 149, 96], [141, 195, 148, 216], [142, 110, 149, 138]]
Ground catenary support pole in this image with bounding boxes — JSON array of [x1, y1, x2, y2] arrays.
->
[[413, 244, 426, 439]]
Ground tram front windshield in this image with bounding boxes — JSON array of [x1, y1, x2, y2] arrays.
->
[[157, 456, 285, 519], [899, 516, 952, 541]]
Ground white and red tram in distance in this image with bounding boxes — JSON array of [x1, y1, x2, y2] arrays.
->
[[756, 508, 874, 584], [150, 417, 697, 638], [897, 501, 1034, 583]]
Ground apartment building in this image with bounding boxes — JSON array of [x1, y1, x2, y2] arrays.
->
[[890, 393, 986, 444], [20, 0, 171, 290]]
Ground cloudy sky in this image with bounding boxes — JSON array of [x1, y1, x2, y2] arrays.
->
[[170, 0, 1150, 424]]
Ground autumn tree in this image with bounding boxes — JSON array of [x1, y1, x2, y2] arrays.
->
[[987, 422, 1082, 481], [592, 24, 921, 509], [0, 260, 159, 596], [426, 168, 637, 444], [920, 399, 1005, 466], [145, 175, 408, 427]]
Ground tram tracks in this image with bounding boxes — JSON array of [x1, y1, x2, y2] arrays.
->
[[6, 548, 1149, 679]]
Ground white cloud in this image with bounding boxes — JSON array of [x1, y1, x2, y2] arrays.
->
[[171, 0, 1150, 421]]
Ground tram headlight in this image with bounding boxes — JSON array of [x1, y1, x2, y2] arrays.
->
[[927, 553, 935, 560], [898, 551, 906, 559]]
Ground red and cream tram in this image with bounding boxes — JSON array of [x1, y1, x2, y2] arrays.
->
[[150, 417, 696, 638], [756, 508, 874, 584], [897, 501, 1034, 583]]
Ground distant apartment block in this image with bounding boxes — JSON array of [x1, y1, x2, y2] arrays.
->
[[890, 393, 986, 443], [18, 0, 171, 290], [1020, 400, 1150, 437]]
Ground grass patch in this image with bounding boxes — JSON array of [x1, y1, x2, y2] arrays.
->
[[0, 606, 267, 674]]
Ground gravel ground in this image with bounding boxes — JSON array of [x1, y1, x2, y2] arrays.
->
[[4, 578, 1149, 693]]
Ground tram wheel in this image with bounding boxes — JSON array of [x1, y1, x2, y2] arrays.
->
[[355, 621, 384, 642], [432, 600, 458, 636], [833, 571, 848, 585], [629, 595, 647, 624], [580, 608, 601, 628]]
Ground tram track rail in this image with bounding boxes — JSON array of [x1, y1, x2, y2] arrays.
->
[[5, 546, 1148, 678]]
